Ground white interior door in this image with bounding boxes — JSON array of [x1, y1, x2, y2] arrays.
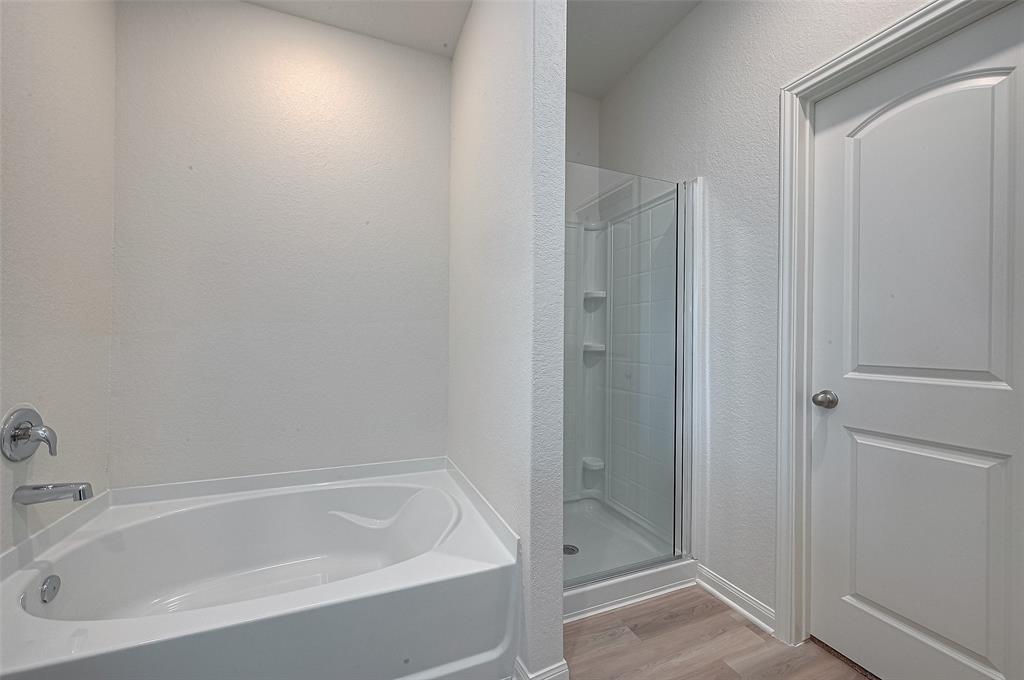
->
[[810, 3, 1024, 679]]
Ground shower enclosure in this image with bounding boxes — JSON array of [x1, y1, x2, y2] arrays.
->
[[563, 162, 690, 589]]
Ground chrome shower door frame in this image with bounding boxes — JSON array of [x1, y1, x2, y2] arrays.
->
[[563, 163, 700, 591]]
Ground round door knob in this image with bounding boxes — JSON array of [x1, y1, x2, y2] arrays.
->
[[811, 390, 839, 409]]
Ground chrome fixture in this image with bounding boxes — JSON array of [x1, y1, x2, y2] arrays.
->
[[811, 389, 840, 409], [2, 407, 58, 461], [4, 406, 93, 507], [13, 482, 93, 506], [40, 575, 61, 604]]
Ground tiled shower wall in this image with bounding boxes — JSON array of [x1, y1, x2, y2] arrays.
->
[[607, 197, 676, 542], [564, 222, 608, 501]]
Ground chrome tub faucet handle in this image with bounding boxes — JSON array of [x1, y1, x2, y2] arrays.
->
[[2, 406, 58, 461]]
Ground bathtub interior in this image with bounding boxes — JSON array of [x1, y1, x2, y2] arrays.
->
[[20, 484, 460, 621]]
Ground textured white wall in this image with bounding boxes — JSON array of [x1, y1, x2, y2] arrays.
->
[[599, 0, 927, 608], [112, 2, 452, 486], [565, 91, 600, 235], [450, 0, 533, 577], [527, 0, 565, 662], [449, 0, 565, 673], [566, 90, 599, 166], [0, 1, 115, 552]]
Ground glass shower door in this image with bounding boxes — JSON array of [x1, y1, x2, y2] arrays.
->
[[563, 162, 683, 587]]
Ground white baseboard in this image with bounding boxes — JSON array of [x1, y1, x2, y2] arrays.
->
[[564, 558, 697, 622], [696, 564, 776, 633], [512, 657, 570, 680]]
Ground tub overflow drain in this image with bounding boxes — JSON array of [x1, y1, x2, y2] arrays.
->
[[563, 544, 579, 556], [40, 574, 60, 604]]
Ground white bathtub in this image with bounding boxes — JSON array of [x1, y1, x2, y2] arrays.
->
[[0, 459, 518, 680]]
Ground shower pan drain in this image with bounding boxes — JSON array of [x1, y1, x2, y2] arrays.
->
[[563, 544, 580, 555]]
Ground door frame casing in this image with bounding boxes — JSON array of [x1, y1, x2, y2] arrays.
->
[[774, 0, 1014, 645]]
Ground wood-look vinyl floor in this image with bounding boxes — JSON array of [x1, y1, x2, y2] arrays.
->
[[564, 586, 877, 680]]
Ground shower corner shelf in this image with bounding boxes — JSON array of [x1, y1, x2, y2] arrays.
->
[[581, 456, 605, 472], [582, 343, 606, 353], [583, 290, 607, 300]]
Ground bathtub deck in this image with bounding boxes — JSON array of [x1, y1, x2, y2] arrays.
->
[[564, 586, 878, 680]]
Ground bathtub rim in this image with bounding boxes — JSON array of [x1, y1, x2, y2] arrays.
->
[[1, 456, 518, 580]]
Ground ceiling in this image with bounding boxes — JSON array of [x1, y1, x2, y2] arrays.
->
[[251, 0, 697, 98], [250, 1, 472, 58], [567, 0, 699, 99]]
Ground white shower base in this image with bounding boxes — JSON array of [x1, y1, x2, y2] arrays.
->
[[562, 498, 671, 584]]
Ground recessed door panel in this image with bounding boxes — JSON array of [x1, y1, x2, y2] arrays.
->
[[846, 74, 1013, 384], [848, 429, 1007, 665]]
